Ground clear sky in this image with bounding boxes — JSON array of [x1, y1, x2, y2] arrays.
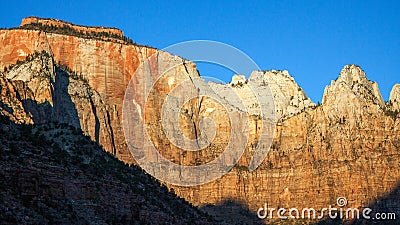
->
[[1, 0, 399, 102]]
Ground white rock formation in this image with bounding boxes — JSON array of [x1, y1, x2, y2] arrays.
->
[[250, 70, 315, 120], [389, 84, 400, 111], [322, 64, 385, 124], [209, 70, 315, 121]]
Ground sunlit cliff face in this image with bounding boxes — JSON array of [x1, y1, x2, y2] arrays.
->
[[0, 17, 399, 223]]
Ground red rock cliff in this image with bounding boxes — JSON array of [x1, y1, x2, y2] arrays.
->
[[21, 16, 124, 37], [1, 17, 399, 224], [0, 18, 157, 162]]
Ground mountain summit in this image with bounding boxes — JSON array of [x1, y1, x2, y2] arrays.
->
[[0, 17, 399, 224]]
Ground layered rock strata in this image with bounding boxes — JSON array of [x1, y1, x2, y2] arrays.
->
[[1, 18, 399, 223], [21, 16, 124, 37]]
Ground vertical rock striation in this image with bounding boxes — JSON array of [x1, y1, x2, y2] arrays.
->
[[0, 18, 399, 224], [389, 84, 400, 112]]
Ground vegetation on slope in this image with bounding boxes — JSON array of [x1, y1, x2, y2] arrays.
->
[[18, 22, 134, 44], [0, 114, 215, 225]]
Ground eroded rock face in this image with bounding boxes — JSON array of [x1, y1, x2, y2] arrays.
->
[[0, 119, 216, 225], [0, 52, 116, 155], [389, 84, 400, 112], [0, 75, 32, 124], [0, 24, 158, 162], [210, 70, 315, 120], [21, 16, 124, 37], [1, 18, 399, 224], [252, 70, 316, 120], [323, 64, 385, 116], [173, 65, 400, 222]]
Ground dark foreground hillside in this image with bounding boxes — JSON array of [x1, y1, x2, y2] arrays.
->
[[0, 115, 215, 225]]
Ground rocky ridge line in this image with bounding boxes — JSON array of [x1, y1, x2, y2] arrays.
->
[[21, 16, 124, 37], [0, 17, 400, 224]]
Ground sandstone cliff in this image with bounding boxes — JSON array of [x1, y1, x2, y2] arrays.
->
[[0, 24, 157, 162], [389, 84, 400, 112], [1, 18, 399, 224], [1, 51, 116, 155], [174, 65, 400, 224], [0, 115, 215, 225], [224, 70, 316, 120], [21, 16, 124, 37], [323, 64, 385, 117]]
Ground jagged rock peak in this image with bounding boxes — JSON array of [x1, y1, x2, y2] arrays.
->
[[390, 84, 400, 101], [248, 70, 315, 120], [5, 51, 54, 82], [335, 64, 384, 106], [325, 65, 384, 103], [389, 84, 400, 111], [210, 71, 298, 120], [230, 74, 246, 87], [336, 64, 368, 86], [250, 69, 295, 82], [322, 64, 385, 115]]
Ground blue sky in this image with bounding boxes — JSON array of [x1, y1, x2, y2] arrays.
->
[[1, 0, 399, 102]]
